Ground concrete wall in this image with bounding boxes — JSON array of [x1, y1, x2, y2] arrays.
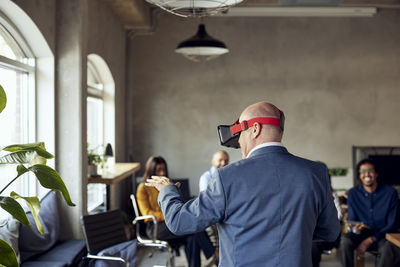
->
[[127, 10, 400, 195], [86, 0, 127, 162], [12, 0, 57, 53], [86, 0, 128, 213]]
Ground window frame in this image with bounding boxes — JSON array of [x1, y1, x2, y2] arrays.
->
[[86, 55, 115, 213]]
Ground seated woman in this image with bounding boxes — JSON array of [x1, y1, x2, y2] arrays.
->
[[136, 156, 216, 267]]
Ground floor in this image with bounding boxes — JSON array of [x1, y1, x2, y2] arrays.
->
[[172, 247, 377, 267], [136, 246, 377, 267], [319, 248, 376, 267]]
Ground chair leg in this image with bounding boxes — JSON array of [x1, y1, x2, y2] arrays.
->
[[355, 251, 365, 267], [375, 254, 380, 267], [168, 246, 175, 267]]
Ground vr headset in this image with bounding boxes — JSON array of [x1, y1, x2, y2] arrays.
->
[[217, 111, 285, 149]]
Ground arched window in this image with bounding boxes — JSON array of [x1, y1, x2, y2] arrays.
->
[[0, 1, 55, 219], [87, 54, 115, 212], [0, 14, 36, 216], [87, 59, 104, 151]]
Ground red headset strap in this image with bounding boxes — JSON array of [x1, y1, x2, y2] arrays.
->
[[231, 117, 281, 135]]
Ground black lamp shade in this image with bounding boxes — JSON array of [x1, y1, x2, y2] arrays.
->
[[175, 24, 229, 61]]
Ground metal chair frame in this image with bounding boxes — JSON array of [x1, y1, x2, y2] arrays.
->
[[81, 206, 171, 267], [130, 194, 175, 266]]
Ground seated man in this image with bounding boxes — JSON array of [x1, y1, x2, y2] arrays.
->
[[199, 150, 229, 192], [341, 159, 399, 267]]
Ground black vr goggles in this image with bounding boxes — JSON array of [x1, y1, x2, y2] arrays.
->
[[217, 111, 285, 149]]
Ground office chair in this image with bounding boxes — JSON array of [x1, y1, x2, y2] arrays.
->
[[81, 209, 135, 266], [81, 209, 170, 267], [130, 194, 175, 266]]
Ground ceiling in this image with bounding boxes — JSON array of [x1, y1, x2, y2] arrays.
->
[[105, 0, 400, 29]]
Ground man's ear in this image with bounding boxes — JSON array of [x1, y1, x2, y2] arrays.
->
[[252, 122, 262, 138]]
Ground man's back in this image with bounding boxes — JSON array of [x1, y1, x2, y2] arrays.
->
[[159, 146, 340, 267]]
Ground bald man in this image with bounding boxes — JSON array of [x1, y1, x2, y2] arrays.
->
[[199, 150, 229, 192], [146, 102, 340, 267]]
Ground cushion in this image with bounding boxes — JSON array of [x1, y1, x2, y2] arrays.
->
[[0, 217, 20, 263], [21, 261, 68, 267], [91, 239, 137, 267], [19, 191, 60, 262], [21, 240, 86, 267]]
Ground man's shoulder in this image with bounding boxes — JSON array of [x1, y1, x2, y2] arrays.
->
[[219, 157, 251, 172], [137, 182, 148, 194], [220, 150, 325, 173], [379, 184, 398, 195], [200, 167, 213, 179]]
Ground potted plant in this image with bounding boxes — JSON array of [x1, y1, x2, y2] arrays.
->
[[87, 146, 102, 177], [329, 168, 348, 177], [0, 84, 75, 267]]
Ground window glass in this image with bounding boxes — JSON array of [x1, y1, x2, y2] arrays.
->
[[87, 96, 103, 151], [87, 60, 105, 211], [0, 22, 35, 218]]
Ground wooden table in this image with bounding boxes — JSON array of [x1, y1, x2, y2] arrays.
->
[[88, 162, 140, 210], [386, 233, 400, 248], [88, 162, 140, 184]]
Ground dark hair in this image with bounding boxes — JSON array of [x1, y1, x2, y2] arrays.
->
[[143, 156, 168, 181], [356, 158, 377, 175]]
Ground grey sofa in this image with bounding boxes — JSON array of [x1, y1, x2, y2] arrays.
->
[[18, 191, 86, 267]]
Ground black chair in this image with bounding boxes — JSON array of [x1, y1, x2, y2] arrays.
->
[[81, 209, 170, 267], [365, 244, 380, 267], [81, 209, 133, 266]]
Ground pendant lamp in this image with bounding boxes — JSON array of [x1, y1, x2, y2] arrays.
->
[[175, 24, 229, 62], [145, 0, 244, 17]]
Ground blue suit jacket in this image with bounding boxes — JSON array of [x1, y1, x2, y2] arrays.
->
[[158, 146, 340, 267]]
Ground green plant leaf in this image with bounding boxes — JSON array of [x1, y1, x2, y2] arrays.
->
[[0, 149, 53, 165], [29, 155, 47, 166], [0, 150, 36, 164], [3, 142, 45, 152], [329, 168, 348, 176], [0, 239, 18, 267], [10, 192, 43, 234], [28, 164, 75, 206], [0, 196, 30, 225], [17, 164, 29, 176], [0, 142, 54, 165], [0, 84, 6, 114]]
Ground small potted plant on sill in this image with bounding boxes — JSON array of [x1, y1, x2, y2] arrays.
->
[[87, 148, 102, 177]]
